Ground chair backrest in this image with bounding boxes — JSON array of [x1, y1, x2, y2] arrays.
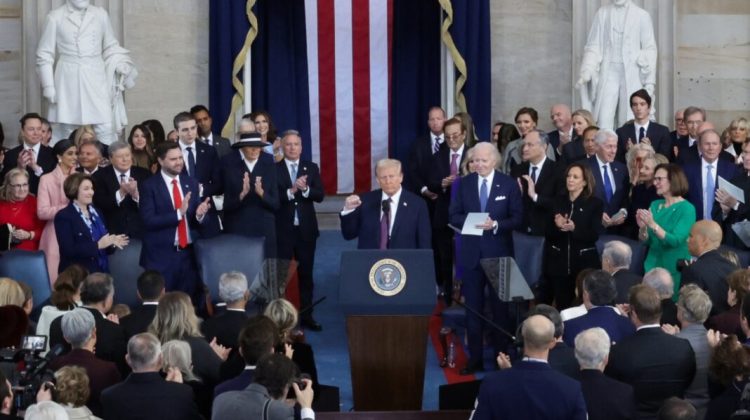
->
[[194, 234, 265, 304], [512, 231, 545, 288], [596, 234, 648, 275], [108, 238, 144, 308], [0, 250, 51, 318]]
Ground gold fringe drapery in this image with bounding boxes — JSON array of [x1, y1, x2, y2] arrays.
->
[[438, 0, 468, 114]]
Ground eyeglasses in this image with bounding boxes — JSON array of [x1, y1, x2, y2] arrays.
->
[[10, 183, 29, 189]]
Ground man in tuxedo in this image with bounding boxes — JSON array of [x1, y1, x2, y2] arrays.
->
[[0, 113, 56, 194], [191, 104, 232, 158], [574, 327, 637, 420], [615, 89, 672, 162], [221, 132, 279, 259], [587, 129, 629, 232], [101, 333, 202, 420], [642, 268, 678, 326], [92, 141, 150, 239], [684, 129, 737, 221], [449, 142, 523, 374], [49, 308, 121, 416], [471, 315, 587, 420], [547, 104, 575, 158], [139, 141, 212, 296], [605, 285, 696, 419], [340, 158, 431, 250], [601, 240, 642, 303], [562, 270, 635, 346], [175, 111, 222, 238], [682, 220, 737, 316], [119, 270, 164, 341], [511, 129, 563, 236], [201, 271, 250, 349], [49, 273, 128, 375], [275, 130, 324, 330], [428, 117, 467, 304]]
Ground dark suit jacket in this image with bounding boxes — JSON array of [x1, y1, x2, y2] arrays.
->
[[683, 158, 738, 221], [340, 188, 431, 249], [49, 306, 127, 375], [616, 121, 672, 162], [200, 309, 248, 350], [472, 361, 587, 420], [119, 303, 158, 340], [562, 306, 635, 347], [580, 369, 637, 420], [449, 171, 523, 269], [587, 156, 630, 217], [511, 159, 564, 236], [101, 371, 202, 420], [138, 173, 204, 272], [221, 152, 279, 257], [681, 249, 737, 316], [613, 269, 642, 304], [49, 348, 121, 416], [54, 203, 112, 274], [0, 144, 56, 194], [428, 146, 468, 229], [605, 327, 696, 419], [275, 160, 323, 243], [92, 165, 150, 239]]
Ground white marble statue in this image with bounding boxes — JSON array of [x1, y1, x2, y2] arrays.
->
[[576, 0, 657, 130], [36, 0, 137, 145]]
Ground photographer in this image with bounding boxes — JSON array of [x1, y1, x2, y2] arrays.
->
[[213, 353, 314, 420]]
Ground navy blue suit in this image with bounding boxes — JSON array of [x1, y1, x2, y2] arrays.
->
[[615, 122, 672, 162], [587, 156, 630, 219], [54, 203, 112, 274], [472, 361, 587, 420], [449, 171, 523, 364], [181, 141, 222, 237], [562, 306, 636, 346], [139, 173, 204, 294], [684, 158, 738, 221], [340, 188, 431, 249]]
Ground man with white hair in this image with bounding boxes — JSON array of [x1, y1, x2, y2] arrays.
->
[[642, 267, 679, 325], [601, 240, 642, 303], [586, 129, 630, 232], [575, 328, 636, 420], [101, 333, 202, 420], [201, 271, 250, 350], [49, 308, 120, 416]]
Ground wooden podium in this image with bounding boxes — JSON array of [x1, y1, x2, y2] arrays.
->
[[339, 250, 436, 411]]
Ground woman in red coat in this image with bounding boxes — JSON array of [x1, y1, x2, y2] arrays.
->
[[0, 168, 44, 250]]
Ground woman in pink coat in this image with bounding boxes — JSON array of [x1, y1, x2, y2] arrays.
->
[[37, 139, 77, 283]]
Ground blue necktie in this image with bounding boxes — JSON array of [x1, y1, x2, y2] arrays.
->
[[479, 179, 488, 212], [187, 146, 196, 177], [602, 164, 613, 203], [705, 164, 715, 219]]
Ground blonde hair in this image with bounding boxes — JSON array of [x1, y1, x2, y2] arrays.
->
[[264, 298, 298, 338], [54, 366, 90, 407], [148, 292, 202, 343], [0, 278, 25, 307], [162, 340, 199, 382]]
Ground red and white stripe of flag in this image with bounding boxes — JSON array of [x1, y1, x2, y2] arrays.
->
[[305, 0, 393, 194]]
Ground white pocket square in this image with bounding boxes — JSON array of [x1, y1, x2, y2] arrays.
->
[[495, 196, 506, 201]]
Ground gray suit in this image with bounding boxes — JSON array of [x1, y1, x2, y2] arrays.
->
[[677, 323, 709, 413], [212, 383, 313, 420]]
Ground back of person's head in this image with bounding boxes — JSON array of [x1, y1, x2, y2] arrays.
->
[[80, 272, 114, 305], [218, 271, 249, 304], [51, 265, 88, 310], [630, 284, 662, 324], [657, 397, 697, 420], [162, 340, 198, 382], [0, 277, 24, 307], [137, 270, 165, 302], [126, 333, 162, 372], [677, 284, 712, 325], [642, 267, 674, 300], [239, 315, 278, 366], [23, 401, 68, 420], [61, 308, 95, 349], [527, 304, 564, 339], [254, 353, 300, 400], [574, 327, 611, 370], [53, 365, 90, 408], [583, 270, 617, 306], [264, 298, 298, 338], [148, 292, 201, 343], [521, 315, 555, 352]]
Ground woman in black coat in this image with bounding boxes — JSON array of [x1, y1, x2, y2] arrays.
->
[[543, 162, 604, 309]]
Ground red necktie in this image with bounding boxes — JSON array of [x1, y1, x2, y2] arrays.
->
[[172, 179, 188, 248]]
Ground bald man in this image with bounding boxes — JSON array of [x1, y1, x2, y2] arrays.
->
[[471, 315, 587, 420], [682, 220, 738, 315]]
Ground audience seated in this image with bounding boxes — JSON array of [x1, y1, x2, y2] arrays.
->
[[527, 304, 580, 379], [707, 269, 750, 338], [119, 270, 164, 341], [601, 240, 642, 303], [54, 365, 103, 420], [49, 308, 121, 416], [162, 340, 212, 418], [574, 327, 636, 420], [643, 267, 679, 326], [101, 333, 202, 420], [200, 271, 250, 350], [215, 315, 277, 397]]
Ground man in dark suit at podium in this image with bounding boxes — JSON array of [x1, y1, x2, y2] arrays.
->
[[340, 158, 431, 250], [449, 142, 523, 374]]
